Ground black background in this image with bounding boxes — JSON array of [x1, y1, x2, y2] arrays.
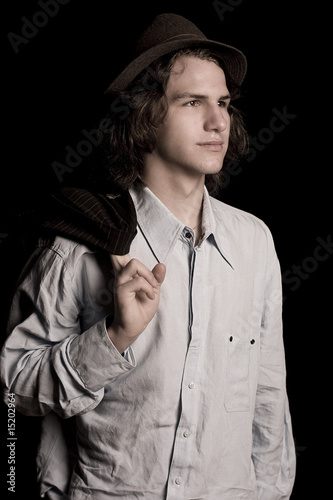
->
[[1, 1, 331, 498]]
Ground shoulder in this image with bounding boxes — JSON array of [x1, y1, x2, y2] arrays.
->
[[26, 236, 101, 281], [209, 196, 277, 260], [38, 235, 96, 260], [210, 196, 269, 232]]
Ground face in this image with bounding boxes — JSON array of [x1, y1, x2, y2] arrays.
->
[[146, 56, 231, 182]]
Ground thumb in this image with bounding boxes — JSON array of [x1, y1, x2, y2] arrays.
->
[[152, 263, 166, 285]]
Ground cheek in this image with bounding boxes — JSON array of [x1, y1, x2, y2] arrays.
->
[[156, 120, 190, 153], [224, 110, 231, 129]]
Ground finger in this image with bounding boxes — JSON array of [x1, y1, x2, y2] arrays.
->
[[116, 275, 157, 300], [117, 259, 159, 288], [110, 254, 132, 274], [152, 263, 166, 285]]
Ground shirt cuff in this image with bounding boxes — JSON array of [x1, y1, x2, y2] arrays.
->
[[69, 318, 136, 393]]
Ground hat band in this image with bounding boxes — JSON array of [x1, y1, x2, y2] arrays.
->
[[162, 33, 207, 42]]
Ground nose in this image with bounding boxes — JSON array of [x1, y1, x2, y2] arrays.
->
[[203, 104, 228, 133]]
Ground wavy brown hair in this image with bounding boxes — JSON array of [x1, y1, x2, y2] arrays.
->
[[98, 48, 248, 195]]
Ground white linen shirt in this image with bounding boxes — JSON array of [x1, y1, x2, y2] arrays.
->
[[1, 185, 296, 499]]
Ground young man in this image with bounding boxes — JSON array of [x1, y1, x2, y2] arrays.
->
[[1, 13, 296, 499]]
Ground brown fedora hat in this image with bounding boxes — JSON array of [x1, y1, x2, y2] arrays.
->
[[106, 13, 247, 93]]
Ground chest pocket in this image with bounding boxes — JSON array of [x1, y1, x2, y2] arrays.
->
[[224, 335, 256, 412]]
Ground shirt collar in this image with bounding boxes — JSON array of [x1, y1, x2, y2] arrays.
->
[[129, 185, 233, 268], [201, 189, 234, 269]]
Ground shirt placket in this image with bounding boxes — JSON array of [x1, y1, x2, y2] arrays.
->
[[166, 229, 205, 499]]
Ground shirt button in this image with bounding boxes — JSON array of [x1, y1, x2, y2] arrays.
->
[[185, 231, 192, 239], [175, 476, 182, 485], [183, 429, 190, 438], [188, 381, 195, 389]]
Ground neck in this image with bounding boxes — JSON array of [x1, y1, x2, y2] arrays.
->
[[142, 162, 205, 231]]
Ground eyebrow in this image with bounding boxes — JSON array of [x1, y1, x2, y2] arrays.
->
[[172, 92, 231, 102]]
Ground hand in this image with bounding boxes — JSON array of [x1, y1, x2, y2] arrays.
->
[[107, 254, 166, 353]]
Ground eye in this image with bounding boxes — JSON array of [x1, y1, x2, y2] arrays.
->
[[218, 100, 227, 108], [185, 100, 200, 107]]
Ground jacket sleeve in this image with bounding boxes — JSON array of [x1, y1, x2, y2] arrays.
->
[[252, 233, 296, 499], [0, 242, 135, 419]]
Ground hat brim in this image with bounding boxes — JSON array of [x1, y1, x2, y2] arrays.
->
[[106, 36, 247, 93]]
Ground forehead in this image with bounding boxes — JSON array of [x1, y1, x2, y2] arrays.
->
[[166, 56, 229, 95]]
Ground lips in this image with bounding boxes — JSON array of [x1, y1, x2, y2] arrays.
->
[[197, 141, 223, 151]]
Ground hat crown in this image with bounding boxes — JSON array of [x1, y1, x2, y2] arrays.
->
[[134, 13, 206, 56], [107, 13, 247, 93]]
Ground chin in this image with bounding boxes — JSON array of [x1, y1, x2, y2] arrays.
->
[[203, 160, 224, 175]]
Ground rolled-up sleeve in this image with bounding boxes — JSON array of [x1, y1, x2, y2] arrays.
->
[[252, 236, 296, 499], [0, 241, 135, 419]]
